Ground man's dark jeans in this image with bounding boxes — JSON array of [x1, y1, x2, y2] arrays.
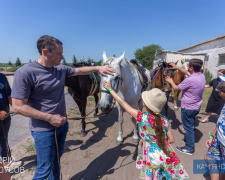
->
[[31, 121, 68, 180], [181, 108, 199, 152], [0, 116, 11, 162]]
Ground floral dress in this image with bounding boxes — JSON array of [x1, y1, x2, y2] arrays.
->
[[136, 111, 189, 180]]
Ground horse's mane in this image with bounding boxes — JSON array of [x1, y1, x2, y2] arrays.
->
[[104, 57, 129, 64], [103, 57, 114, 65]]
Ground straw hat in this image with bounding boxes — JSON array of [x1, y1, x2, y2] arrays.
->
[[141, 88, 167, 113]]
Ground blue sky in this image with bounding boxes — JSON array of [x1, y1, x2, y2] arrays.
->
[[0, 0, 224, 63]]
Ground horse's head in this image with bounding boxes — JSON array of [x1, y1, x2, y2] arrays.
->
[[180, 60, 188, 70], [161, 61, 176, 94], [98, 51, 125, 113]]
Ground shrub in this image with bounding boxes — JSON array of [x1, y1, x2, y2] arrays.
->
[[204, 69, 213, 84], [7, 66, 20, 72]]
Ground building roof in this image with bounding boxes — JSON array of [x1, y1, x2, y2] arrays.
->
[[178, 33, 225, 52], [157, 50, 206, 56]]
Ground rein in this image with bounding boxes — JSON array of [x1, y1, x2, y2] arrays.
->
[[67, 101, 115, 121], [68, 76, 119, 121], [152, 67, 161, 81]]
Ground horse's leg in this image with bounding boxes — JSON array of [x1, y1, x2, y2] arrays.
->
[[173, 90, 179, 110], [93, 94, 99, 117], [116, 106, 124, 145], [76, 99, 87, 137], [131, 116, 139, 143], [81, 98, 88, 137], [165, 94, 169, 117]]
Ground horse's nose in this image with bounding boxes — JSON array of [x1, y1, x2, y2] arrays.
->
[[101, 104, 110, 113]]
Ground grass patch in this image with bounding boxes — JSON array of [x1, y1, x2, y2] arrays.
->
[[88, 96, 94, 101], [26, 144, 36, 153], [200, 87, 212, 114]]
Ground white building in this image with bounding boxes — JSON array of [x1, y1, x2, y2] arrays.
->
[[178, 34, 225, 78], [153, 51, 206, 69]]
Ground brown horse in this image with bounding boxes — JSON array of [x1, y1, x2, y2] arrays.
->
[[65, 62, 100, 136], [151, 61, 176, 116], [172, 60, 187, 110]]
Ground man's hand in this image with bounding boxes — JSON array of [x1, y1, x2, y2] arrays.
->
[[48, 114, 67, 127], [0, 111, 9, 121], [205, 138, 213, 148], [169, 63, 178, 69], [103, 80, 112, 91], [165, 76, 173, 84], [99, 65, 115, 77]]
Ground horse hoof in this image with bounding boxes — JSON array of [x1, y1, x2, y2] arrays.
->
[[116, 140, 123, 145], [132, 138, 139, 143], [94, 113, 97, 117], [80, 131, 87, 137]]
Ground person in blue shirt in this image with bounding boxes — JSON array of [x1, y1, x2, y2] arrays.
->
[[205, 81, 225, 180], [0, 73, 22, 169]]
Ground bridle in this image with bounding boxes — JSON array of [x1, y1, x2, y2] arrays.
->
[[160, 66, 174, 92], [99, 72, 122, 114], [99, 61, 123, 113], [100, 76, 122, 94], [100, 62, 123, 94], [68, 61, 124, 121]]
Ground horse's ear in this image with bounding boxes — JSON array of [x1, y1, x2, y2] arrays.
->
[[163, 61, 167, 67], [175, 60, 179, 65], [116, 51, 125, 64], [181, 60, 184, 64], [102, 51, 108, 63]]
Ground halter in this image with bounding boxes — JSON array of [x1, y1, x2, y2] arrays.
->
[[98, 61, 123, 114], [100, 75, 122, 94], [100, 61, 123, 94], [160, 66, 174, 92]]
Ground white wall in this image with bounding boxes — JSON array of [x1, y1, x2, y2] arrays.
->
[[179, 38, 225, 78]]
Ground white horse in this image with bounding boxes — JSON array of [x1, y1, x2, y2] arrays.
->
[[98, 51, 151, 145]]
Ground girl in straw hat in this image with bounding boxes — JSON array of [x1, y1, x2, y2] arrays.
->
[[103, 81, 189, 180]]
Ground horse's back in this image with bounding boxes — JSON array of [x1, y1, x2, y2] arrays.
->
[[130, 59, 151, 92]]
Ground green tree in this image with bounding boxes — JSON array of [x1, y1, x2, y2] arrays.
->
[[134, 44, 163, 69], [95, 60, 102, 66], [15, 57, 22, 66], [204, 69, 213, 84], [87, 57, 94, 63], [62, 58, 67, 65], [87, 57, 91, 63], [8, 60, 12, 66], [72, 55, 77, 64]]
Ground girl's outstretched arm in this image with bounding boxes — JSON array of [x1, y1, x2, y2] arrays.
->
[[103, 80, 139, 120], [166, 126, 175, 144]]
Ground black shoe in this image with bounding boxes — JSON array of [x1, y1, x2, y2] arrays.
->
[[182, 139, 185, 143], [176, 146, 194, 155]]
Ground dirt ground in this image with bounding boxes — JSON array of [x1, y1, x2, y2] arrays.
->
[[11, 97, 141, 180], [10, 95, 214, 180]]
